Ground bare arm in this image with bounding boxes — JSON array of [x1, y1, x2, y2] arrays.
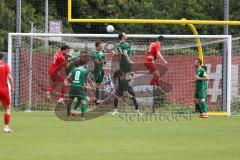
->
[[110, 50, 118, 54], [64, 73, 72, 86], [7, 74, 14, 93], [157, 51, 167, 64]]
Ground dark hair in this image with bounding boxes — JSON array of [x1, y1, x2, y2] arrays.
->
[[0, 52, 3, 60], [157, 36, 164, 42], [196, 58, 202, 65], [75, 56, 86, 66], [79, 57, 86, 66], [95, 41, 102, 47], [118, 32, 125, 39], [60, 44, 70, 51]]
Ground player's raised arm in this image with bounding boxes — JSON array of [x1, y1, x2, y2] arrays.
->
[[157, 51, 168, 64], [156, 36, 167, 64]]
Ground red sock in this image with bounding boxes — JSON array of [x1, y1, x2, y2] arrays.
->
[[150, 77, 155, 85], [48, 86, 54, 93], [48, 84, 57, 93], [150, 76, 160, 86], [155, 76, 160, 86], [4, 114, 10, 125]]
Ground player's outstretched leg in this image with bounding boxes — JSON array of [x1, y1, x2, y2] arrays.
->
[[144, 60, 163, 94], [149, 73, 163, 94], [112, 97, 120, 115], [58, 85, 67, 104], [121, 72, 133, 98], [95, 83, 102, 104], [66, 99, 74, 118], [93, 68, 104, 104], [46, 82, 57, 99], [128, 86, 142, 115]]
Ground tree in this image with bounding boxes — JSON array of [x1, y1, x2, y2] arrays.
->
[[1, 0, 240, 51]]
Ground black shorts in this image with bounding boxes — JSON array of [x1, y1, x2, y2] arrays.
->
[[115, 86, 136, 98]]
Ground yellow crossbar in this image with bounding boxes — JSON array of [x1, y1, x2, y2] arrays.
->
[[68, 0, 240, 25]]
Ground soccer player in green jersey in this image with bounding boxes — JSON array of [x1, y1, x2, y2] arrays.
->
[[116, 32, 134, 98], [91, 41, 106, 104], [64, 58, 91, 120], [65, 48, 83, 110], [194, 59, 208, 118], [65, 48, 81, 75]]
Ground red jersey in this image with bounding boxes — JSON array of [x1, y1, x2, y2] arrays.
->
[[0, 61, 10, 91], [48, 50, 66, 75], [146, 42, 161, 60]]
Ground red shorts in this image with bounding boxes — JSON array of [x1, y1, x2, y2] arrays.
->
[[144, 57, 157, 73], [0, 91, 10, 109], [49, 71, 64, 82]]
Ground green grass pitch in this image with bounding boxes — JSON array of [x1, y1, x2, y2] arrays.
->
[[0, 112, 240, 160]]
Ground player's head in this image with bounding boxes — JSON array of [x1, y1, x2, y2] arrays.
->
[[95, 41, 103, 51], [157, 36, 164, 43], [60, 44, 70, 56], [0, 52, 4, 60], [194, 58, 202, 67], [119, 32, 127, 41], [75, 56, 86, 66]]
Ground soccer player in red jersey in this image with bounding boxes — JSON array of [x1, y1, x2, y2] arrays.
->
[[144, 36, 168, 91], [46, 45, 70, 104], [0, 52, 14, 133]]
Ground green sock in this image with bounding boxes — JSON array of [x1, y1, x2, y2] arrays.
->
[[81, 98, 90, 117], [195, 103, 201, 113], [121, 79, 129, 92], [81, 104, 88, 117], [96, 89, 100, 100], [74, 99, 81, 110], [201, 101, 208, 113]]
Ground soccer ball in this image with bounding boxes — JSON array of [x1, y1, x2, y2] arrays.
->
[[106, 25, 114, 33]]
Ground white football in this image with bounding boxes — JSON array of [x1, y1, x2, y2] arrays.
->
[[106, 25, 114, 33]]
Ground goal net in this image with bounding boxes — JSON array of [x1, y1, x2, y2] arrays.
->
[[8, 33, 234, 116]]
